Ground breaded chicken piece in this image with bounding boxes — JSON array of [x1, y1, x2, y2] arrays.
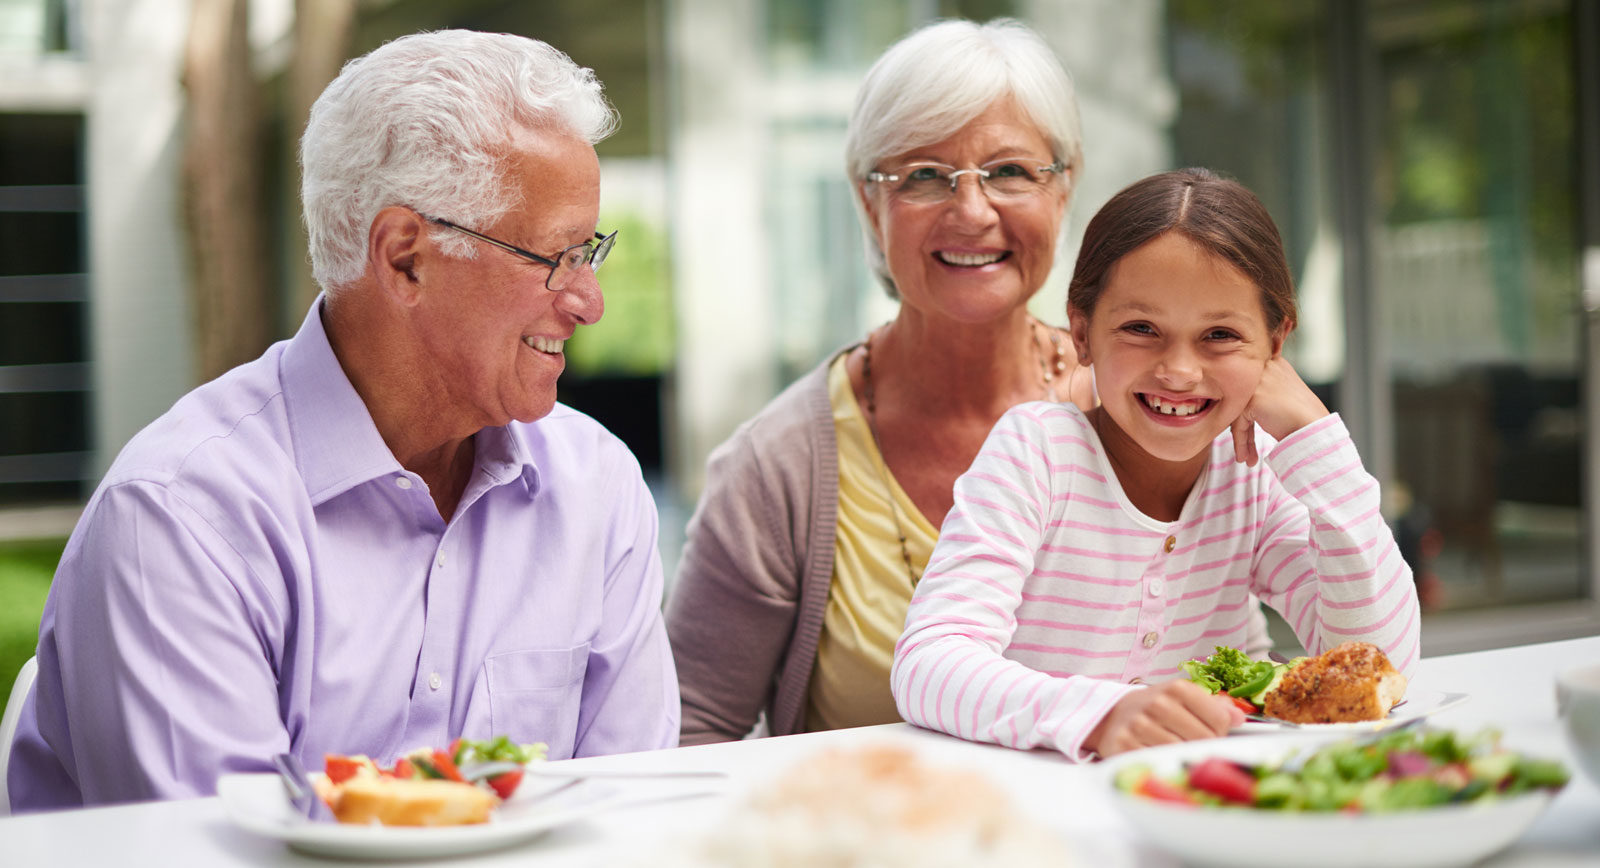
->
[[1263, 641, 1407, 724]]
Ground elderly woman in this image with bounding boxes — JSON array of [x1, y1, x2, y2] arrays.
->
[[667, 19, 1264, 744]]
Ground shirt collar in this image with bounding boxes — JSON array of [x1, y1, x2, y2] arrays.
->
[[280, 296, 406, 506], [280, 295, 542, 506]]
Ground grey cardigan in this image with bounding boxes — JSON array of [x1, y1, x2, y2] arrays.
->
[[665, 351, 843, 744]]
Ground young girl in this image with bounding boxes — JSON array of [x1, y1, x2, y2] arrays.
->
[[890, 168, 1420, 759]]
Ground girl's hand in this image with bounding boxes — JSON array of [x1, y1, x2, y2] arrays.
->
[[1084, 680, 1243, 758], [1231, 356, 1330, 466]]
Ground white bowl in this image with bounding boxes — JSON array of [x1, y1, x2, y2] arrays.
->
[[1556, 662, 1600, 787], [1104, 733, 1556, 868]]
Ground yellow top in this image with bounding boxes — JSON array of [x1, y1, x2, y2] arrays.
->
[[804, 354, 939, 732]]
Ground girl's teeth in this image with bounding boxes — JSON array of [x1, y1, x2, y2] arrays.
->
[[1145, 395, 1207, 417], [525, 336, 564, 353], [937, 251, 1003, 266]]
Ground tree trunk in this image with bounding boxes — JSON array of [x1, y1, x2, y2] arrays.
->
[[287, 0, 359, 317], [181, 0, 272, 382]]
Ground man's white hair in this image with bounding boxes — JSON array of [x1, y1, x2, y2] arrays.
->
[[844, 18, 1083, 298], [301, 30, 616, 292]]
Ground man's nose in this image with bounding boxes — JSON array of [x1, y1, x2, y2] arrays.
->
[[556, 267, 604, 325]]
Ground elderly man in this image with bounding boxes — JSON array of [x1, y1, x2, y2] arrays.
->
[[8, 30, 678, 811]]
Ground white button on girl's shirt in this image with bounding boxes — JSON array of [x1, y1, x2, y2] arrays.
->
[[1142, 631, 1159, 648], [428, 672, 442, 690], [395, 477, 413, 490], [1148, 578, 1165, 597]]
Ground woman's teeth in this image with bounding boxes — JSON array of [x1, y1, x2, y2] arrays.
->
[[937, 251, 1004, 266], [1143, 394, 1210, 417], [524, 336, 564, 354]]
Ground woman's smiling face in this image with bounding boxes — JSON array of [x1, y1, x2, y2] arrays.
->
[[1070, 231, 1281, 466], [860, 97, 1069, 323]]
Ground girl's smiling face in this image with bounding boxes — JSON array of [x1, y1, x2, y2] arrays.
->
[[1070, 231, 1283, 468]]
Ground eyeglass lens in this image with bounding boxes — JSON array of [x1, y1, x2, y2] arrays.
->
[[884, 160, 1060, 204], [548, 232, 616, 290]]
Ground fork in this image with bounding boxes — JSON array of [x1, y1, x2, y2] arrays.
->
[[272, 753, 337, 823]]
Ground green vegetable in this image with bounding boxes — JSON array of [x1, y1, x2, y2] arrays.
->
[[1117, 728, 1568, 814], [1181, 646, 1275, 694], [452, 735, 548, 767]]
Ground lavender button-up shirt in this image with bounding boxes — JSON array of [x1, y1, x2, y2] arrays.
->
[[8, 301, 679, 811]]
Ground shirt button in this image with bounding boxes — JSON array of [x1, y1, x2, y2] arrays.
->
[[428, 672, 442, 690], [395, 476, 413, 490], [1149, 578, 1165, 597], [1142, 631, 1159, 648], [1163, 535, 1176, 553], [435, 553, 446, 569]]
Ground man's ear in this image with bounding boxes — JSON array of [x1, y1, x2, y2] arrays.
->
[[368, 207, 425, 304], [1068, 305, 1093, 365]]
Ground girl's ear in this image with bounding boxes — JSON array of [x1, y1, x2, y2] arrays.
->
[[1068, 305, 1093, 365], [1269, 321, 1291, 358]]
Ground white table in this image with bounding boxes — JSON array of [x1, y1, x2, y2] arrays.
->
[[6, 636, 1599, 867]]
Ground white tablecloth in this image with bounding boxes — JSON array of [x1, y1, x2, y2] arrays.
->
[[5, 635, 1599, 866]]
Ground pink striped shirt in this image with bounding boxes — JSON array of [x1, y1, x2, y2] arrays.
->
[[890, 403, 1421, 760]]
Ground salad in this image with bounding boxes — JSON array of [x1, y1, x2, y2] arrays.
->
[[325, 735, 548, 800], [1114, 728, 1568, 812], [1180, 645, 1306, 716]]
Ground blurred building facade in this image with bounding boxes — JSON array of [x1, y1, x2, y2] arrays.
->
[[1, 0, 1597, 648]]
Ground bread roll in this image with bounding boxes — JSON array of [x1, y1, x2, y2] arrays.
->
[[330, 776, 497, 826]]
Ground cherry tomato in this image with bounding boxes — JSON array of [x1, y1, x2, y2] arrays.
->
[[486, 768, 524, 800], [431, 749, 465, 782], [324, 754, 363, 785], [1187, 757, 1257, 804], [1135, 775, 1196, 805]]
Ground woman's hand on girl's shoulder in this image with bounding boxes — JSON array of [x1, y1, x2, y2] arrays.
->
[[1083, 680, 1243, 758], [1230, 356, 1331, 466]]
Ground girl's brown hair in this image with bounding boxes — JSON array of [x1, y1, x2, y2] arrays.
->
[[1067, 168, 1297, 336]]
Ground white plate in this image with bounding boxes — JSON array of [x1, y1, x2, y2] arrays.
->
[[217, 773, 622, 860], [1103, 732, 1555, 868], [1232, 689, 1469, 734]]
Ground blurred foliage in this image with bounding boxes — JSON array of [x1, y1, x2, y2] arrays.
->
[[0, 537, 63, 700], [1170, 0, 1322, 95], [566, 209, 675, 376]]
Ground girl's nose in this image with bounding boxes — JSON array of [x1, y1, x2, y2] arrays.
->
[[1156, 344, 1202, 387]]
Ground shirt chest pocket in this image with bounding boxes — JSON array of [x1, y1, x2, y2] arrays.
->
[[484, 645, 589, 759]]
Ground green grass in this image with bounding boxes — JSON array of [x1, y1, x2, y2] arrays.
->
[[0, 537, 64, 700]]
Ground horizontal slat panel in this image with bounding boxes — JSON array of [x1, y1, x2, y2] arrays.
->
[[0, 451, 91, 484], [0, 362, 88, 393], [0, 273, 86, 302], [0, 185, 83, 212]]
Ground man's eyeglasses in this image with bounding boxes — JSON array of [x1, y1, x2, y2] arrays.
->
[[422, 215, 617, 292], [864, 158, 1067, 205]]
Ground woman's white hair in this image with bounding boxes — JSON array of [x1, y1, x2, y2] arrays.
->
[[844, 18, 1083, 297], [301, 30, 617, 292]]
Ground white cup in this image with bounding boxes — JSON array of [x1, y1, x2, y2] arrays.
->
[[1555, 662, 1600, 786]]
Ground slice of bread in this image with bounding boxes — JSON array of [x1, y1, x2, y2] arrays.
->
[[330, 776, 497, 826]]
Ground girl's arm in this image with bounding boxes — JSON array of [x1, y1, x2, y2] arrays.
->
[[890, 406, 1139, 759], [1250, 414, 1422, 676]]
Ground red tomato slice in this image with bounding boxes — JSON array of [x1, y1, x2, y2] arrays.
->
[[1187, 757, 1256, 804], [392, 758, 414, 779], [1230, 695, 1258, 715], [324, 754, 363, 785], [486, 768, 524, 800], [431, 749, 465, 782], [1135, 775, 1196, 805]]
